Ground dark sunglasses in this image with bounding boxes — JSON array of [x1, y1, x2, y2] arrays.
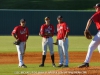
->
[[21, 21, 25, 23]]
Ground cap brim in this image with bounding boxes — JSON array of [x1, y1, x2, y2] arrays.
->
[[93, 6, 100, 8], [57, 17, 63, 19], [94, 6, 97, 8]]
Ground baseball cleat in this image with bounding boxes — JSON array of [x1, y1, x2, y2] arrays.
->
[[63, 65, 69, 68], [19, 64, 27, 68], [78, 63, 89, 68], [39, 64, 44, 67], [57, 64, 63, 67], [52, 64, 56, 67]]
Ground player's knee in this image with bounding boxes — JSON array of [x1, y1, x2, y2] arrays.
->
[[88, 44, 93, 49], [19, 52, 24, 55], [50, 51, 54, 55], [97, 45, 100, 53]]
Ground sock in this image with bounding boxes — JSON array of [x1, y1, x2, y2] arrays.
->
[[51, 54, 55, 64], [42, 55, 46, 65]]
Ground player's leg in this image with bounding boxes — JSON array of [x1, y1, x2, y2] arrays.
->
[[57, 40, 64, 67], [48, 37, 56, 67], [62, 38, 69, 67], [16, 42, 24, 67], [19, 42, 27, 68], [21, 42, 26, 60], [97, 44, 100, 53], [78, 34, 100, 68], [39, 38, 48, 67], [22, 43, 26, 60]]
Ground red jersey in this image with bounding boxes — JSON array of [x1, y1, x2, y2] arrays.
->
[[91, 11, 100, 30], [12, 25, 29, 42], [40, 24, 54, 38], [57, 22, 69, 39]]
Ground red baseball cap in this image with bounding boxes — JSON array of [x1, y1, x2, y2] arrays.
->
[[94, 3, 100, 8]]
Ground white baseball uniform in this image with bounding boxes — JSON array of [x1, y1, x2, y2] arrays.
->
[[57, 22, 70, 65], [12, 25, 29, 67]]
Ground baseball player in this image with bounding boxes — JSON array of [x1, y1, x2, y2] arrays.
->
[[11, 18, 29, 68], [56, 15, 70, 67], [78, 3, 100, 68], [39, 16, 56, 67]]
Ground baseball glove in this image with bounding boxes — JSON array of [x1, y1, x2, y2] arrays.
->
[[53, 39, 58, 45], [13, 40, 21, 45], [84, 30, 92, 39], [53, 42, 58, 45]]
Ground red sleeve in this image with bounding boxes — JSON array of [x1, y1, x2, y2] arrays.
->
[[26, 27, 29, 35], [11, 26, 18, 35], [63, 23, 70, 32], [90, 12, 99, 23], [40, 25, 44, 35], [66, 26, 70, 32]]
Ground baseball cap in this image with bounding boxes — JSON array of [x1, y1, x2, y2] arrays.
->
[[44, 16, 50, 20], [20, 18, 26, 22], [94, 3, 100, 8], [57, 15, 63, 19]]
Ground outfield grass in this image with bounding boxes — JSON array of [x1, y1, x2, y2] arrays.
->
[[0, 36, 96, 53]]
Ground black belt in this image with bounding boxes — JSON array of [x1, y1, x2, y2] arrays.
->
[[58, 38, 63, 40], [46, 37, 49, 38]]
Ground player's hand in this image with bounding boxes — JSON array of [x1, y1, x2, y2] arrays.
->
[[39, 33, 43, 37], [44, 32, 48, 35], [63, 37, 66, 42], [53, 39, 58, 45]]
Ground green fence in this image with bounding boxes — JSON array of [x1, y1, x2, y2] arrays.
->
[[0, 9, 97, 35]]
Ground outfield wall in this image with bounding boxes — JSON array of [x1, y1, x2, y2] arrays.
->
[[0, 9, 97, 35]]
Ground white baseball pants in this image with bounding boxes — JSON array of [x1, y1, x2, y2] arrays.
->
[[16, 42, 26, 66], [42, 37, 54, 55], [84, 31, 100, 63], [58, 38, 69, 65]]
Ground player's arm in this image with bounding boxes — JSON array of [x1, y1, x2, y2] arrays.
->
[[26, 35, 29, 40], [65, 31, 69, 38], [39, 25, 44, 37], [26, 28, 29, 40], [63, 31, 69, 42], [11, 27, 18, 40], [64, 23, 69, 40], [85, 19, 92, 31], [85, 13, 98, 31], [12, 33, 18, 40]]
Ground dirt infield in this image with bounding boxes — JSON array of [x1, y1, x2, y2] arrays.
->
[[28, 67, 100, 75], [0, 51, 100, 64], [1, 51, 100, 75]]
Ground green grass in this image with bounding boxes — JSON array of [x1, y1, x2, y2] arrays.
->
[[0, 64, 58, 75], [0, 36, 97, 52], [0, 63, 100, 75], [0, 36, 99, 75]]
